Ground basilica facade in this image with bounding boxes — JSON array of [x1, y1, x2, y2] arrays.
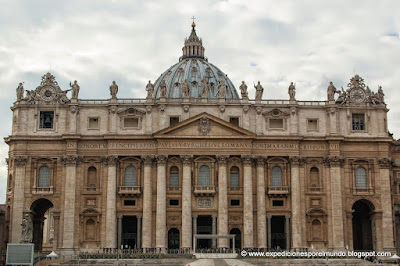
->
[[3, 23, 397, 255]]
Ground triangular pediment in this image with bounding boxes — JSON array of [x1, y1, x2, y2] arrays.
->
[[154, 112, 255, 139]]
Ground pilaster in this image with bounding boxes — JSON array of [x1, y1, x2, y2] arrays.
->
[[256, 157, 267, 248], [155, 155, 167, 251], [242, 155, 253, 248], [217, 155, 228, 248], [289, 156, 302, 249], [11, 156, 27, 243], [142, 156, 153, 249], [104, 155, 118, 248], [181, 155, 193, 248]]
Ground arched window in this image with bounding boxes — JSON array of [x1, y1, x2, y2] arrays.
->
[[356, 167, 367, 188], [271, 166, 282, 187], [87, 166, 97, 188], [310, 167, 319, 187], [85, 219, 96, 240], [169, 166, 179, 188], [38, 166, 50, 188], [230, 166, 239, 188], [199, 165, 210, 187], [312, 219, 322, 241], [124, 166, 137, 186]]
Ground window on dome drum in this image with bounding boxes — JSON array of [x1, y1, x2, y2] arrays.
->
[[38, 166, 50, 188], [307, 119, 318, 131], [355, 167, 367, 189], [88, 117, 99, 129], [124, 117, 139, 128], [199, 165, 211, 187], [169, 199, 179, 206], [230, 200, 240, 206], [169, 166, 179, 188], [229, 117, 239, 127], [269, 119, 284, 129], [170, 116, 180, 127], [271, 166, 283, 187], [124, 200, 136, 206], [230, 166, 239, 188], [39, 111, 54, 129], [352, 114, 365, 131], [124, 166, 137, 186]]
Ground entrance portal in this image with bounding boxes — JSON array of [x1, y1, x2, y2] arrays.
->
[[196, 216, 212, 249], [168, 228, 180, 249], [122, 216, 137, 249], [30, 198, 54, 251], [352, 200, 374, 251], [229, 228, 241, 250], [271, 216, 286, 250]]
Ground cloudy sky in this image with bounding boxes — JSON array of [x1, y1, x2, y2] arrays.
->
[[0, 0, 399, 203]]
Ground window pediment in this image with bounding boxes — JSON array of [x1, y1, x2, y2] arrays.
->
[[263, 108, 290, 117], [117, 107, 145, 116]]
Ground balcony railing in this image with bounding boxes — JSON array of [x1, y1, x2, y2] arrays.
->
[[193, 186, 216, 196], [267, 186, 289, 196], [32, 186, 54, 195], [307, 187, 324, 193], [352, 187, 373, 195], [118, 186, 141, 196]]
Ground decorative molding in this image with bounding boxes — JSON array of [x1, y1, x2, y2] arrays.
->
[[263, 108, 290, 117], [197, 198, 212, 208], [62, 155, 83, 165], [183, 105, 190, 113], [156, 155, 167, 164], [289, 156, 304, 166], [255, 156, 265, 166], [378, 157, 391, 169], [180, 155, 193, 164], [216, 155, 228, 165], [142, 155, 154, 165], [241, 155, 253, 165], [324, 156, 344, 167], [14, 156, 28, 166], [198, 117, 211, 135], [101, 156, 118, 166]]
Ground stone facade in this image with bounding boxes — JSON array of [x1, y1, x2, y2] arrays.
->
[[3, 24, 398, 255]]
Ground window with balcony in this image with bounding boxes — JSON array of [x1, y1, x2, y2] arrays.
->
[[355, 167, 367, 189], [230, 166, 239, 188], [125, 166, 137, 186], [271, 166, 283, 187], [169, 166, 179, 188], [199, 165, 210, 187], [38, 166, 50, 188]]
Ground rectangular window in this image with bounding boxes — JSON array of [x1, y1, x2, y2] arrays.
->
[[352, 114, 365, 131], [230, 199, 240, 206], [229, 117, 239, 127], [272, 200, 284, 207], [269, 119, 283, 129], [124, 200, 136, 206], [39, 111, 54, 129], [307, 119, 318, 131], [88, 118, 99, 129], [169, 199, 179, 206], [124, 117, 139, 128], [170, 116, 180, 127]]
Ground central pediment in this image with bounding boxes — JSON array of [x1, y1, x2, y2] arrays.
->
[[154, 112, 255, 139]]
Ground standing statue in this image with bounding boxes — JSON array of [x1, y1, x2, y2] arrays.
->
[[327, 81, 337, 101], [146, 80, 154, 98], [288, 82, 296, 100], [69, 80, 80, 99], [239, 81, 248, 98], [182, 80, 190, 98], [218, 80, 227, 98], [16, 82, 24, 101], [201, 77, 208, 98], [109, 81, 119, 99], [377, 86, 384, 103], [254, 81, 264, 101], [21, 214, 33, 243], [160, 80, 167, 97]]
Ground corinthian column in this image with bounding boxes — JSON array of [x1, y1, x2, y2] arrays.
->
[[217, 155, 228, 248], [378, 158, 395, 251], [242, 155, 254, 248], [326, 156, 345, 250], [11, 156, 27, 243], [289, 156, 302, 249], [181, 155, 193, 249], [142, 156, 154, 249], [61, 155, 81, 251], [104, 156, 118, 248], [156, 155, 167, 251], [256, 157, 266, 248]]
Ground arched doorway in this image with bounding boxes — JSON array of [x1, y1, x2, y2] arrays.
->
[[229, 228, 241, 250], [352, 200, 375, 251], [168, 228, 179, 249], [30, 198, 54, 251]]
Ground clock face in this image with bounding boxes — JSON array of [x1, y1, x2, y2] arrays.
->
[[350, 88, 365, 103], [41, 87, 56, 101]]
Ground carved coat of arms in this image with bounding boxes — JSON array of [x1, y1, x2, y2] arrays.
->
[[198, 117, 211, 135]]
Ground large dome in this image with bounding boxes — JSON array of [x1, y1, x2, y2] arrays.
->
[[152, 23, 239, 99]]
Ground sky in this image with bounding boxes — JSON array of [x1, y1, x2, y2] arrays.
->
[[0, 0, 399, 203]]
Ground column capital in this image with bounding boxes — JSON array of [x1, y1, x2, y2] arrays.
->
[[156, 155, 167, 165], [378, 157, 391, 169], [212, 215, 217, 219], [180, 155, 193, 164], [241, 155, 253, 165], [255, 156, 266, 166], [192, 215, 198, 219], [14, 156, 28, 166], [102, 155, 118, 166], [142, 155, 154, 165], [216, 155, 228, 165], [289, 156, 304, 166], [324, 156, 344, 167], [62, 155, 83, 166], [117, 215, 123, 220]]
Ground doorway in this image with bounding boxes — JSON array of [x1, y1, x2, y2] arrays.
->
[[30, 198, 54, 251], [271, 216, 286, 250], [352, 200, 374, 251], [197, 216, 212, 249], [122, 216, 137, 249], [229, 228, 241, 249]]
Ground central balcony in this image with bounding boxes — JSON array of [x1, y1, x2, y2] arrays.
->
[[118, 186, 141, 196], [267, 186, 289, 197], [193, 186, 216, 196]]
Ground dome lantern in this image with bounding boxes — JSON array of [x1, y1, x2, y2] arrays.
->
[[181, 20, 205, 60]]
